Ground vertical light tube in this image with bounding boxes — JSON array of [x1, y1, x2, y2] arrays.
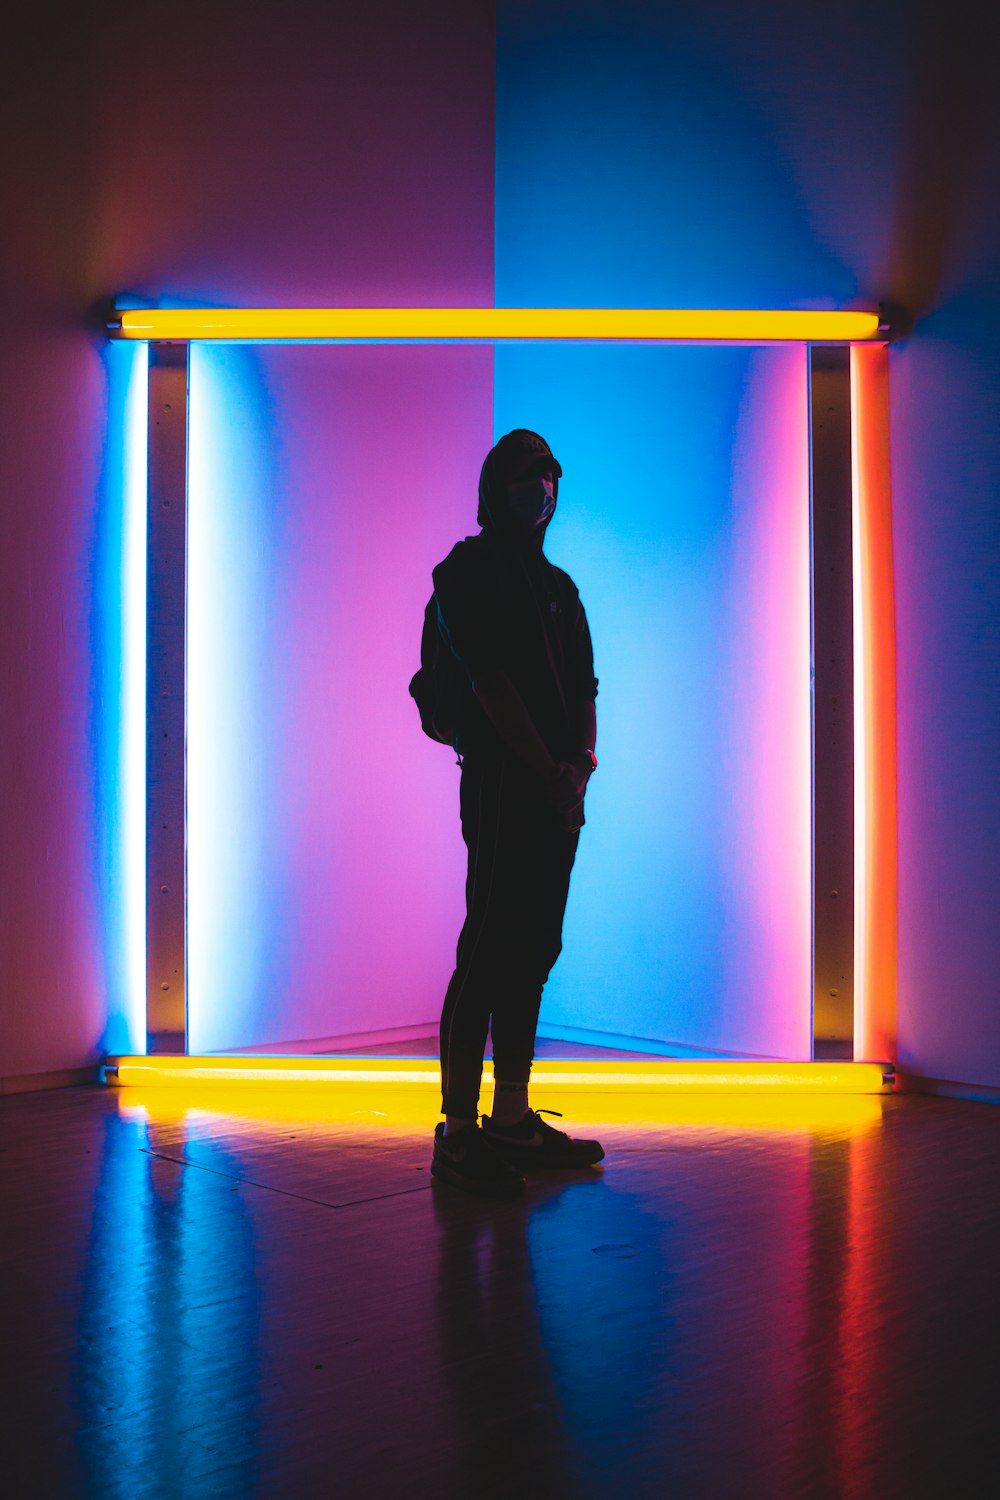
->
[[124, 343, 149, 1053], [850, 366, 868, 1055], [850, 345, 897, 1062]]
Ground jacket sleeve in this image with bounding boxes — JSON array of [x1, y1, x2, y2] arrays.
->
[[432, 544, 500, 682], [570, 594, 599, 702]]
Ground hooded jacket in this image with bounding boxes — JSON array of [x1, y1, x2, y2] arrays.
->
[[432, 430, 598, 763]]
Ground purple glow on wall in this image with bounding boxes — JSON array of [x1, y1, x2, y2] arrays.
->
[[187, 345, 492, 1053], [722, 347, 812, 1058]]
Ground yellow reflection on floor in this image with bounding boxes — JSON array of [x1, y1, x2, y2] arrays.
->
[[116, 1086, 885, 1137]]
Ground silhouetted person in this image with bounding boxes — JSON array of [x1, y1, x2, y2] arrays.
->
[[428, 430, 604, 1197]]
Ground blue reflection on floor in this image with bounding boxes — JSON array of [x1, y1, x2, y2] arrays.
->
[[76, 1109, 261, 1497]]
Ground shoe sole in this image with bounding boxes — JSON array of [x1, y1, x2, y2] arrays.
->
[[430, 1156, 525, 1199], [483, 1142, 606, 1169]]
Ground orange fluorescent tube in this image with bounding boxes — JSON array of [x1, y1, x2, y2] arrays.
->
[[851, 343, 898, 1063], [112, 307, 882, 345]]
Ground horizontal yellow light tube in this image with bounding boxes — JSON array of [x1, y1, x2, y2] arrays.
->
[[113, 307, 882, 345], [106, 1056, 893, 1093]]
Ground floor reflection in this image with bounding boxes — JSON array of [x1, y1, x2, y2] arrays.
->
[[41, 1086, 977, 1494], [76, 1108, 261, 1498], [425, 1101, 887, 1498], [431, 1178, 586, 1493], [114, 1085, 885, 1135], [57, 1086, 951, 1497], [10, 1055, 1000, 1500]]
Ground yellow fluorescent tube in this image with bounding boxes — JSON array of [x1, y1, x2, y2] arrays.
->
[[113, 307, 883, 344], [106, 1056, 893, 1094]]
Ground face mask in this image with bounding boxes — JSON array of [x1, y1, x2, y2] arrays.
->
[[507, 475, 556, 532]]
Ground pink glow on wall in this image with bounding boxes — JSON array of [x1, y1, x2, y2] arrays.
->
[[724, 347, 813, 1058], [187, 345, 491, 1053]]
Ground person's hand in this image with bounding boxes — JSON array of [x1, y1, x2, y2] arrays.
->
[[545, 759, 591, 831], [553, 756, 593, 804], [545, 761, 580, 807], [554, 801, 584, 832]]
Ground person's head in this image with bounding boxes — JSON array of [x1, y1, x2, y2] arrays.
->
[[477, 429, 563, 544]]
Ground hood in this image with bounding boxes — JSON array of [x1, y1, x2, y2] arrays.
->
[[477, 429, 563, 544]]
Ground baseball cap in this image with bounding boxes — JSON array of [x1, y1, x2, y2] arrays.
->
[[493, 428, 563, 482]]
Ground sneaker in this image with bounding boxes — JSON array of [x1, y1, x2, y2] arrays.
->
[[430, 1122, 526, 1199], [481, 1108, 605, 1168]]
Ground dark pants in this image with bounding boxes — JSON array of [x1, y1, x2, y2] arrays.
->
[[439, 756, 580, 1120]]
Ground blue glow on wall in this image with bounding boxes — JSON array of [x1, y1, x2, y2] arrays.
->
[[494, 344, 812, 1058], [496, 3, 819, 1056], [495, 2, 853, 310]]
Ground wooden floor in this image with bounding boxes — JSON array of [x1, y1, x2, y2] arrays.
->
[[2, 1086, 998, 1499]]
